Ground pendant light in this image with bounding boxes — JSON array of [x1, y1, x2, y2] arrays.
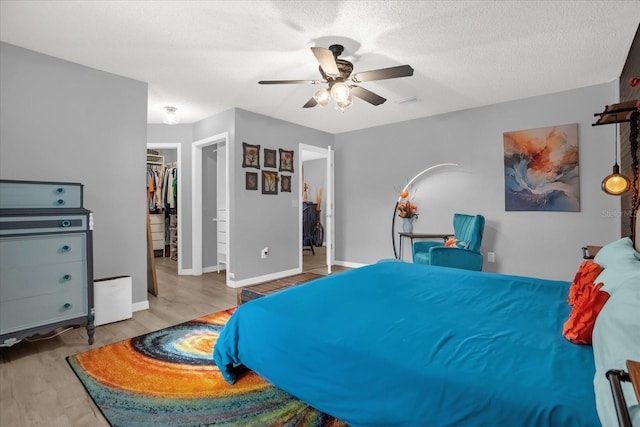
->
[[601, 120, 631, 195]]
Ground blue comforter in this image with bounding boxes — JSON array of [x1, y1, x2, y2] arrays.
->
[[214, 262, 600, 426]]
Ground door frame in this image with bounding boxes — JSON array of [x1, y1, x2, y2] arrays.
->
[[146, 142, 185, 274], [192, 132, 230, 284], [299, 143, 334, 274]]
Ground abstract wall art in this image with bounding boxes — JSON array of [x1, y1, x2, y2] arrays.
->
[[503, 123, 580, 212]]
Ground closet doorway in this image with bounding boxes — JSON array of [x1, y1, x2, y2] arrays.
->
[[192, 132, 231, 285], [299, 144, 335, 274], [147, 143, 183, 275]]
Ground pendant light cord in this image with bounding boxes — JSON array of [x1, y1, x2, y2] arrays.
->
[[614, 114, 619, 165]]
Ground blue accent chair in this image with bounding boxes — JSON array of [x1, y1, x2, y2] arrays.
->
[[412, 213, 485, 271]]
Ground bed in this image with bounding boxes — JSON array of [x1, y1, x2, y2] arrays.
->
[[214, 239, 640, 427]]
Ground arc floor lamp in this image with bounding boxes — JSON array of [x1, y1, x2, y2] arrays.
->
[[391, 163, 458, 259]]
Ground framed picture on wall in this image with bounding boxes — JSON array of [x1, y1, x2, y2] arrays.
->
[[262, 171, 278, 195], [245, 172, 258, 190], [264, 148, 277, 168], [279, 149, 294, 172], [503, 123, 580, 212], [242, 142, 261, 169], [281, 175, 291, 192]]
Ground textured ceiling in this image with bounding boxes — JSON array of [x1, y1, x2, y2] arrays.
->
[[1, 1, 639, 134]]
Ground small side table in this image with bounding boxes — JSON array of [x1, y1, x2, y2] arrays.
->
[[398, 233, 450, 261], [606, 360, 640, 427]]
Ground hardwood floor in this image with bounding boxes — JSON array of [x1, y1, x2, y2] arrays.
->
[[303, 244, 350, 275], [0, 254, 349, 427]]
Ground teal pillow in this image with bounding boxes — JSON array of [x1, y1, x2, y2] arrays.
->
[[594, 237, 639, 268], [592, 278, 640, 426], [593, 237, 640, 294]]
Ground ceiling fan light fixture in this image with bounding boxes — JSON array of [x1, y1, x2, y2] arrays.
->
[[330, 82, 351, 104], [163, 106, 179, 125], [335, 95, 353, 111], [313, 89, 331, 107]]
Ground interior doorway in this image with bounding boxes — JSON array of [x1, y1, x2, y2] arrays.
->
[[299, 144, 334, 275], [192, 132, 231, 285], [146, 143, 183, 275]]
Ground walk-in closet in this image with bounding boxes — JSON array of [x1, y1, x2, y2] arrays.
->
[[146, 149, 178, 268]]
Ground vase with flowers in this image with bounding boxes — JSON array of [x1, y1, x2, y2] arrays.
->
[[396, 191, 418, 233]]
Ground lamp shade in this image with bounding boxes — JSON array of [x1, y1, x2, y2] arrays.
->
[[330, 82, 351, 104], [601, 163, 631, 195], [313, 89, 330, 107], [335, 95, 353, 111]]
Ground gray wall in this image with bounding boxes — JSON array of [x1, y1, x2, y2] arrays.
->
[[232, 109, 332, 281], [0, 42, 149, 303], [334, 82, 621, 281], [157, 148, 177, 164]]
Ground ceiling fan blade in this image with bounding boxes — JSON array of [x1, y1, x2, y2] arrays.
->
[[351, 65, 414, 83], [310, 47, 339, 76], [350, 86, 387, 106], [258, 80, 321, 85], [303, 97, 318, 108]]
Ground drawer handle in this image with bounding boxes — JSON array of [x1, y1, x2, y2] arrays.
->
[[60, 220, 71, 228], [62, 274, 72, 281], [62, 303, 72, 310], [60, 245, 71, 253], [56, 199, 66, 206], [55, 187, 66, 195]]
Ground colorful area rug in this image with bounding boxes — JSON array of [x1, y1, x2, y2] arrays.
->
[[67, 308, 346, 427]]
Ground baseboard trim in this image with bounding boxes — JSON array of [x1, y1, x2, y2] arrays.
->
[[132, 300, 149, 313], [334, 260, 368, 269], [227, 267, 302, 288], [203, 265, 225, 274]]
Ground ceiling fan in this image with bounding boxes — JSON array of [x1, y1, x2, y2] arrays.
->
[[258, 44, 414, 111]]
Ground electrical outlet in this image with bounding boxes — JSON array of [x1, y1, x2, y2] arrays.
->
[[261, 247, 269, 259], [487, 252, 495, 263]]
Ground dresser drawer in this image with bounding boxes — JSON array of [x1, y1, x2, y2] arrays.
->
[[0, 181, 82, 209], [152, 236, 164, 250], [149, 214, 164, 225], [0, 233, 85, 269], [0, 290, 87, 335], [150, 223, 164, 234], [0, 260, 85, 302], [0, 215, 88, 236]]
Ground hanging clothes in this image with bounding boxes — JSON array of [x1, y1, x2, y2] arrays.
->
[[154, 167, 164, 210], [147, 166, 163, 212], [163, 167, 178, 212]]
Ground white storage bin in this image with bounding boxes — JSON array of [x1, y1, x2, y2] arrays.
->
[[94, 276, 132, 326]]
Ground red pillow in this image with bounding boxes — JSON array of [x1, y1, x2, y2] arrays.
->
[[562, 282, 610, 345], [444, 237, 458, 247], [567, 260, 603, 305]]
